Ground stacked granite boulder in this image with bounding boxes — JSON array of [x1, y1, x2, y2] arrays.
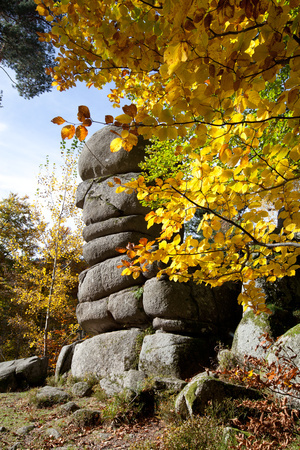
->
[[70, 126, 242, 383]]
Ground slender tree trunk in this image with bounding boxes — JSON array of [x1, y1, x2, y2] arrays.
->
[[43, 185, 67, 357]]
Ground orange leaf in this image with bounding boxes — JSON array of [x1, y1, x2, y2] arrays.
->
[[82, 118, 92, 126], [113, 177, 121, 184], [61, 125, 75, 140], [122, 104, 137, 118], [116, 247, 127, 253], [77, 105, 90, 122], [75, 125, 88, 141], [51, 116, 66, 125], [105, 115, 114, 124], [127, 250, 136, 259]]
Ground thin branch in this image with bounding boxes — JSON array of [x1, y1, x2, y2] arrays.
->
[[170, 185, 300, 249], [209, 22, 266, 38], [0, 66, 17, 85]]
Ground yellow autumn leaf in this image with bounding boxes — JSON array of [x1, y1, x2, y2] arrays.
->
[[214, 232, 224, 244], [115, 186, 126, 193], [172, 234, 181, 246], [114, 114, 132, 124], [110, 137, 123, 153]]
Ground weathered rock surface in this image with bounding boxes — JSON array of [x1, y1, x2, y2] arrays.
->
[[143, 279, 198, 320], [80, 173, 150, 225], [83, 231, 152, 265], [77, 287, 150, 334], [78, 126, 147, 180], [35, 386, 70, 405], [0, 356, 48, 392], [45, 427, 62, 439], [76, 298, 119, 335], [60, 401, 80, 414], [152, 318, 217, 335], [138, 332, 210, 379], [70, 126, 244, 383], [108, 287, 149, 326], [82, 215, 160, 242], [267, 324, 300, 375], [253, 276, 300, 336], [266, 324, 300, 409], [71, 381, 93, 397], [15, 424, 35, 436], [71, 329, 143, 379], [78, 255, 145, 302], [55, 342, 81, 380], [231, 310, 272, 363], [99, 369, 147, 397], [175, 372, 261, 418]]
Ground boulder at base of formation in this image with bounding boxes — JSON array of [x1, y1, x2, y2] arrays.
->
[[0, 356, 48, 392]]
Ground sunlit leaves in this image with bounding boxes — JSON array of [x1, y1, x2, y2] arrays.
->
[[77, 105, 91, 122], [52, 106, 92, 141], [38, 0, 300, 313], [61, 124, 76, 140], [51, 116, 66, 125], [105, 115, 114, 124]]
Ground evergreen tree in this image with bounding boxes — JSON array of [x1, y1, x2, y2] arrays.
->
[[0, 0, 55, 98]]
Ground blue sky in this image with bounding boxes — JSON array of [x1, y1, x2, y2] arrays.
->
[[0, 68, 122, 201]]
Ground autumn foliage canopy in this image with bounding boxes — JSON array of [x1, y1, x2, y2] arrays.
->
[[36, 0, 300, 313]]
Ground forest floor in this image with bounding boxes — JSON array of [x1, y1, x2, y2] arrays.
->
[[1, 384, 300, 449], [0, 389, 167, 449]]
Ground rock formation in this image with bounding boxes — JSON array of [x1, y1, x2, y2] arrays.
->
[[70, 126, 242, 383]]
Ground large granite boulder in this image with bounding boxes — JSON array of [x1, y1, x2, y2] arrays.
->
[[266, 324, 300, 376], [71, 328, 143, 379], [0, 356, 48, 392], [266, 324, 300, 409], [55, 341, 81, 380], [143, 278, 198, 320], [231, 310, 273, 364], [77, 287, 150, 335], [76, 298, 119, 335], [143, 278, 241, 341], [256, 275, 300, 336], [82, 215, 160, 242], [78, 255, 145, 303], [83, 231, 153, 265], [138, 332, 210, 379], [108, 287, 150, 326], [175, 372, 261, 418], [78, 126, 147, 180], [79, 173, 150, 225]]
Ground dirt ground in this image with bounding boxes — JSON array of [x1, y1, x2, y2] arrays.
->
[[0, 391, 167, 449]]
